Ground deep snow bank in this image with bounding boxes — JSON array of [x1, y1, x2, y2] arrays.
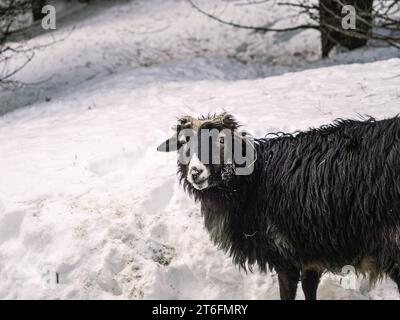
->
[[0, 56, 400, 299], [1, 0, 400, 300]]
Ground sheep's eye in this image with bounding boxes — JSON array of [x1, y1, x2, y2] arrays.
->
[[179, 136, 190, 145], [219, 137, 225, 144]]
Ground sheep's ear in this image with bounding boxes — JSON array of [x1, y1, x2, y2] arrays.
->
[[157, 134, 179, 152]]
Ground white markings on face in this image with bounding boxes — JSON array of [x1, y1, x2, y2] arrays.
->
[[187, 153, 210, 190], [178, 135, 187, 145]]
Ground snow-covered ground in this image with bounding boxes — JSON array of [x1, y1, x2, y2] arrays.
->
[[0, 0, 399, 299]]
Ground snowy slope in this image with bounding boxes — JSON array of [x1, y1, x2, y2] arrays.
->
[[0, 0, 399, 299]]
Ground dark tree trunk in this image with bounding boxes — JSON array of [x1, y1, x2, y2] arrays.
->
[[319, 0, 373, 58], [32, 0, 47, 21]]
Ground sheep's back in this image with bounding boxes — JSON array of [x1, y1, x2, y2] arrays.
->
[[256, 116, 400, 270]]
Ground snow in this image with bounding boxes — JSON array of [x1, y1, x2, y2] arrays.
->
[[0, 0, 399, 299]]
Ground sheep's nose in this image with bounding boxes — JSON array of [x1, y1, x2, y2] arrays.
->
[[190, 168, 203, 181]]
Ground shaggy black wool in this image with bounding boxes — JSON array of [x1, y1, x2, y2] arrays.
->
[[179, 116, 400, 284]]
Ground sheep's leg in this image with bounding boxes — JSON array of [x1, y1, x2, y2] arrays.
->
[[277, 268, 300, 300], [389, 267, 400, 294], [301, 270, 322, 300]]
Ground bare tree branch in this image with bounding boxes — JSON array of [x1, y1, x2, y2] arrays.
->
[[188, 0, 400, 58], [0, 0, 74, 90], [187, 0, 319, 32]]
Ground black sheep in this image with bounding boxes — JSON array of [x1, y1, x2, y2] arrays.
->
[[157, 113, 400, 300]]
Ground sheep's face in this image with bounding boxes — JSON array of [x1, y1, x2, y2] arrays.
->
[[157, 113, 255, 191]]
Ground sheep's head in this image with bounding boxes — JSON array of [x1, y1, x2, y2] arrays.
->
[[157, 113, 255, 191]]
